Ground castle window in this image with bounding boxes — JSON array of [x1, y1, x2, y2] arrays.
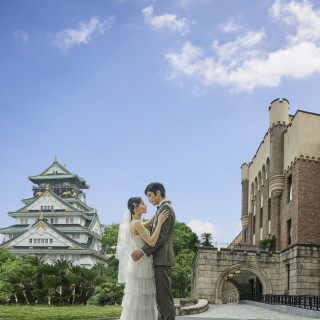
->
[[286, 264, 290, 291], [287, 219, 292, 246], [288, 175, 292, 202], [244, 229, 248, 243]]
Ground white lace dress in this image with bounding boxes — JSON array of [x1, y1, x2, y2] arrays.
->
[[120, 234, 158, 320]]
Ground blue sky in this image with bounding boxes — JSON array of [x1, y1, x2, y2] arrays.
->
[[1, 0, 320, 243]]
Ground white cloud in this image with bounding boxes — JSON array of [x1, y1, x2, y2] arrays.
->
[[187, 219, 220, 237], [219, 18, 240, 33], [54, 17, 114, 51], [143, 5, 192, 36], [165, 0, 320, 92], [14, 31, 29, 44]]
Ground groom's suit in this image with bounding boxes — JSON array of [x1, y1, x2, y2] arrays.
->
[[142, 201, 175, 320]]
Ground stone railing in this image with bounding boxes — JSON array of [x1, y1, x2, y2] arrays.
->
[[174, 298, 208, 316]]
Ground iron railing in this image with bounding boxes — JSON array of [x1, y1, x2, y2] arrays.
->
[[240, 294, 320, 311]]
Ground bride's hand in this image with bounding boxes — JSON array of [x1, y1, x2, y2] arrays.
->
[[158, 210, 170, 224]]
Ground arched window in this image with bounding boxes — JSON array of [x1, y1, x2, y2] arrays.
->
[[266, 158, 270, 179]]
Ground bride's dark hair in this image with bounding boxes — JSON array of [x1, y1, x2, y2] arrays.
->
[[127, 197, 142, 217]]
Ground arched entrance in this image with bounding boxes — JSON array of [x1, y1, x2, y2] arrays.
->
[[215, 264, 272, 304]]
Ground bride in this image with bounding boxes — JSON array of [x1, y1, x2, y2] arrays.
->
[[116, 196, 169, 320]]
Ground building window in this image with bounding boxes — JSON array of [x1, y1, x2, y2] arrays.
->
[[288, 175, 292, 202], [50, 239, 53, 243], [287, 264, 290, 291], [253, 216, 256, 234], [70, 218, 73, 224], [29, 239, 32, 243], [260, 208, 263, 228], [66, 218, 69, 224], [287, 219, 292, 246], [51, 206, 54, 210], [50, 218, 54, 224], [55, 218, 58, 224]]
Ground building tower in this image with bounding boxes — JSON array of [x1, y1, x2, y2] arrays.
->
[[0, 157, 107, 268], [268, 99, 289, 250]]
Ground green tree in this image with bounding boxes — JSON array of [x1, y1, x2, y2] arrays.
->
[[173, 221, 200, 256], [101, 223, 120, 255], [172, 249, 195, 298], [172, 221, 199, 298]]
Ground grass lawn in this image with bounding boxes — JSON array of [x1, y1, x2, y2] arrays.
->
[[0, 305, 122, 320]]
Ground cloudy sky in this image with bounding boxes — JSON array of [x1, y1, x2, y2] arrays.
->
[[1, 0, 320, 243]]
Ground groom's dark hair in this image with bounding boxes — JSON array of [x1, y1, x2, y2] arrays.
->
[[145, 182, 166, 198]]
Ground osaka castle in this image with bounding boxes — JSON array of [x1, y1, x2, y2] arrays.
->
[[0, 157, 107, 268]]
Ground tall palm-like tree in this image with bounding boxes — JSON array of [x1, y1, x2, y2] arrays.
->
[[201, 233, 213, 246], [22, 255, 46, 304]]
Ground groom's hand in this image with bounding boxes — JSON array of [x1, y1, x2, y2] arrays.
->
[[131, 249, 144, 261]]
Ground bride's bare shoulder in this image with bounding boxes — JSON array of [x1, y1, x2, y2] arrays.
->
[[131, 220, 143, 228]]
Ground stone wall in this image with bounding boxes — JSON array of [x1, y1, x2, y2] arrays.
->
[[191, 244, 320, 303]]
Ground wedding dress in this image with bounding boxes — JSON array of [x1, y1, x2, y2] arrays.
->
[[120, 234, 158, 320]]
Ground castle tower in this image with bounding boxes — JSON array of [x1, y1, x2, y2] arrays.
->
[[241, 163, 249, 243], [0, 158, 107, 267], [268, 99, 289, 250]]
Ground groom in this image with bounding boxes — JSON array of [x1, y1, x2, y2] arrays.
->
[[131, 182, 176, 320]]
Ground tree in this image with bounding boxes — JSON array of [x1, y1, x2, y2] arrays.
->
[[172, 221, 199, 298], [173, 221, 200, 256], [201, 233, 213, 246], [172, 249, 195, 298], [101, 223, 120, 256]]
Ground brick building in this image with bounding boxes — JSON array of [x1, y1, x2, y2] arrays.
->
[[191, 99, 320, 303], [241, 98, 320, 250]]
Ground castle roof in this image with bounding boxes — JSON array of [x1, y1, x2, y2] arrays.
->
[[16, 188, 79, 213], [28, 158, 90, 189]]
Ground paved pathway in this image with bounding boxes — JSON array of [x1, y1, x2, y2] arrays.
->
[[176, 303, 318, 320]]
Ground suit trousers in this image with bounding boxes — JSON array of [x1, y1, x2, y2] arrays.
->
[[154, 266, 175, 320]]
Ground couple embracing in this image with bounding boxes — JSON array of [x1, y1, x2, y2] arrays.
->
[[115, 182, 176, 320]]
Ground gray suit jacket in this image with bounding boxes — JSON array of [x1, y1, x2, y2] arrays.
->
[[142, 201, 175, 267]]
